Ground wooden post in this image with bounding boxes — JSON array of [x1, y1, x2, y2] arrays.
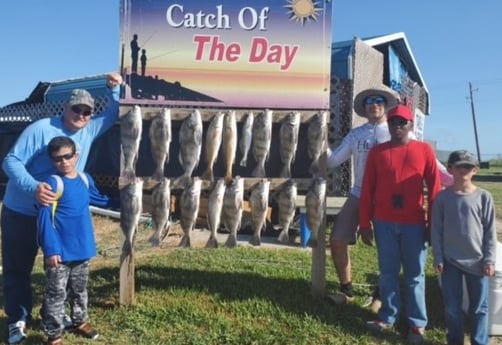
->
[[311, 111, 328, 297], [119, 245, 135, 306]]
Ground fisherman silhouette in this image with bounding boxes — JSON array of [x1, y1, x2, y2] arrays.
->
[[140, 49, 147, 77], [130, 34, 140, 74]]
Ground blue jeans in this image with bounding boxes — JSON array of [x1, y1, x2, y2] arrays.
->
[[373, 220, 427, 328], [1, 206, 39, 324], [441, 261, 489, 345]]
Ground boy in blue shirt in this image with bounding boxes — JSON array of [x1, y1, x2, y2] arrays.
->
[[38, 136, 102, 345], [431, 150, 497, 345]]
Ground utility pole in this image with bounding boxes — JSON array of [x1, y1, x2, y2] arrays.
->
[[468, 82, 482, 164]]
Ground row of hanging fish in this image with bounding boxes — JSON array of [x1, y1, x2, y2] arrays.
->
[[132, 176, 327, 250], [120, 106, 328, 184]]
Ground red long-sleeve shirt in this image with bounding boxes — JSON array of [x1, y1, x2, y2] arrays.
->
[[359, 140, 442, 229]]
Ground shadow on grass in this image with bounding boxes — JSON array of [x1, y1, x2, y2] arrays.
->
[[0, 265, 446, 344]]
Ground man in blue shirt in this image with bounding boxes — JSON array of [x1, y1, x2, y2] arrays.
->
[[1, 72, 122, 344]]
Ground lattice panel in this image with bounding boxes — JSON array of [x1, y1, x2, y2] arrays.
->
[[328, 76, 352, 197]]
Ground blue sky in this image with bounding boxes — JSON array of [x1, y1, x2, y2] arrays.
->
[[1, 1, 501, 159]]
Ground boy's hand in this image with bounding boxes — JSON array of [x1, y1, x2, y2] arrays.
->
[[46, 255, 61, 268], [36, 182, 57, 206], [435, 263, 443, 274], [484, 264, 495, 277]]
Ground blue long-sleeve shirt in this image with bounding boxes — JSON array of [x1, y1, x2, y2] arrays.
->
[[37, 173, 101, 261], [2, 86, 119, 216]]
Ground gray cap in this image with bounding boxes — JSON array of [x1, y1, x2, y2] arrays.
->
[[68, 89, 94, 109], [447, 150, 479, 167]]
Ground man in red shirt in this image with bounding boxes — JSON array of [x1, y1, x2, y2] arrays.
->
[[359, 104, 442, 344]]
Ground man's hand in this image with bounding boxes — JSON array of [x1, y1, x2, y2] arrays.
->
[[106, 72, 123, 89], [435, 263, 443, 274], [359, 227, 374, 246], [36, 182, 57, 206]]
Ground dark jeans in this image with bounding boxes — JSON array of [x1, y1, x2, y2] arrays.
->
[[1, 206, 39, 324]]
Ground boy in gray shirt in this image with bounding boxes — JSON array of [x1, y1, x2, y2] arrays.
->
[[431, 150, 496, 345]]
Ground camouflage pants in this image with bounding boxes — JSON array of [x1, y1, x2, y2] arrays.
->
[[41, 260, 90, 339]]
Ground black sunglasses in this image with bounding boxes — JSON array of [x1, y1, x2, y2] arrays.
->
[[51, 152, 75, 163], [388, 118, 409, 127], [71, 105, 92, 116]]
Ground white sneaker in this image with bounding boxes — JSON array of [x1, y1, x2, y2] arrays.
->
[[8, 321, 26, 344]]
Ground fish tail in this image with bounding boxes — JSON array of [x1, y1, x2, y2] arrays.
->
[[239, 155, 247, 167], [205, 235, 218, 248], [309, 160, 319, 176], [225, 233, 238, 248], [277, 229, 289, 243], [148, 232, 161, 247], [280, 164, 291, 178], [178, 234, 191, 248], [224, 170, 233, 184], [252, 163, 266, 177], [152, 167, 164, 181], [249, 233, 261, 247], [202, 167, 214, 182], [122, 168, 136, 181]]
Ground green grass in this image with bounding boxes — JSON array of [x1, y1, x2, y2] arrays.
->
[[0, 239, 450, 345]]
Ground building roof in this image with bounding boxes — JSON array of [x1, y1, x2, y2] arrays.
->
[[332, 32, 430, 114]]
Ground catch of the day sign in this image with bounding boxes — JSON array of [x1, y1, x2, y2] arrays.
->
[[120, 0, 332, 108]]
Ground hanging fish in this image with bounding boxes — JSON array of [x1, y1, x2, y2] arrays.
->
[[206, 178, 226, 248], [148, 178, 171, 247], [222, 110, 237, 183], [149, 108, 171, 181], [279, 112, 301, 178], [239, 112, 254, 167], [252, 110, 272, 177], [202, 112, 224, 182], [178, 110, 203, 185], [249, 179, 270, 246], [121, 105, 142, 181]]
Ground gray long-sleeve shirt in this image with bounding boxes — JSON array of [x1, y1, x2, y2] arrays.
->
[[431, 187, 497, 275]]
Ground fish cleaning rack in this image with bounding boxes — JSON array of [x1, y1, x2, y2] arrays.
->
[[117, 104, 331, 305]]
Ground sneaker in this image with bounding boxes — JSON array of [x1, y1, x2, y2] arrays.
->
[[46, 337, 63, 345], [407, 327, 425, 345], [327, 292, 355, 304], [366, 320, 393, 333], [8, 321, 26, 344], [71, 322, 99, 340]]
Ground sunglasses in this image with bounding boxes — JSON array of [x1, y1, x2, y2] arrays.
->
[[364, 96, 387, 105], [388, 118, 409, 127], [71, 105, 92, 116], [51, 152, 75, 163]]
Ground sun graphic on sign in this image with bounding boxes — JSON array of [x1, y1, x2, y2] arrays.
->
[[285, 0, 323, 25]]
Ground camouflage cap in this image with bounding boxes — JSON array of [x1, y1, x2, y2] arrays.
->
[[447, 150, 479, 167], [68, 89, 94, 109]]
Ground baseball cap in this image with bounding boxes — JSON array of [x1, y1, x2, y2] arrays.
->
[[68, 89, 94, 109], [386, 105, 414, 121], [447, 150, 479, 167]]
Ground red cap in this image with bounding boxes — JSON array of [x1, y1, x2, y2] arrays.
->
[[387, 105, 414, 121]]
